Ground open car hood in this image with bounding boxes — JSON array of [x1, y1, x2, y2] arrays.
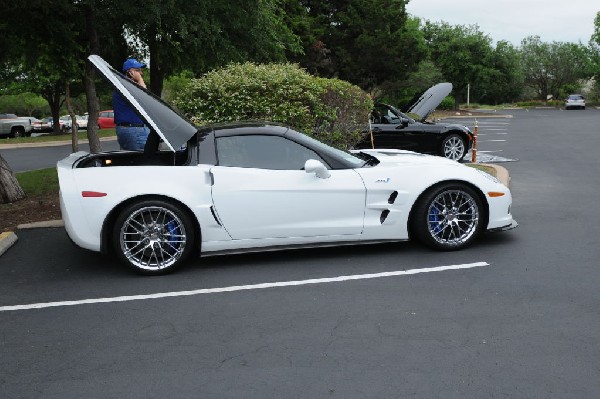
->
[[401, 82, 452, 121], [88, 54, 197, 151]]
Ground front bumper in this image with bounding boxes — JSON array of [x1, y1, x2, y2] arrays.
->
[[488, 219, 518, 232]]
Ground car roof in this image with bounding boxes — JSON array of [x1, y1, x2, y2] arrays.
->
[[210, 121, 289, 137]]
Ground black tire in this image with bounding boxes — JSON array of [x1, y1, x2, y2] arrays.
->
[[62, 125, 78, 133], [11, 127, 25, 138], [411, 183, 484, 251], [441, 133, 467, 161], [112, 199, 196, 275]]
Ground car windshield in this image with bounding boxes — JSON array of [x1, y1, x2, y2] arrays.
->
[[375, 104, 415, 124]]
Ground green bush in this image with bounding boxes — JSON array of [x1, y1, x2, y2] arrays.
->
[[515, 100, 562, 107], [438, 95, 455, 110], [170, 62, 372, 149]]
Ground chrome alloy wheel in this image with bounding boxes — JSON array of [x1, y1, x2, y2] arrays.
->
[[427, 189, 479, 246], [119, 206, 187, 270], [443, 135, 466, 160]]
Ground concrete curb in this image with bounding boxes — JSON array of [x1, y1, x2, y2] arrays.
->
[[0, 231, 18, 257], [466, 163, 510, 187], [17, 220, 64, 229], [489, 164, 510, 187]]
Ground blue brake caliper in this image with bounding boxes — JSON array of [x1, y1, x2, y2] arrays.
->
[[429, 206, 443, 235], [166, 220, 179, 254]]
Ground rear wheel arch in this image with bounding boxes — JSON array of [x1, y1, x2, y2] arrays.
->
[[101, 194, 201, 259]]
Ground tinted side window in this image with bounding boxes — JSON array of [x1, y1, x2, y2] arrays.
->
[[216, 135, 328, 170]]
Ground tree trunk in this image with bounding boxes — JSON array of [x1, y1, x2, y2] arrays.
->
[[65, 83, 79, 153], [148, 32, 165, 96], [43, 82, 65, 135], [83, 1, 102, 154], [0, 153, 25, 204], [454, 91, 463, 110]]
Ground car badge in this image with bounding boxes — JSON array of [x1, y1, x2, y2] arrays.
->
[[376, 177, 391, 183]]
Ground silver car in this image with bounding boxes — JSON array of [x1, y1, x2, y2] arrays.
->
[[565, 94, 585, 110]]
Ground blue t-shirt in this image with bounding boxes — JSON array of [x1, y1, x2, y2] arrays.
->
[[113, 91, 144, 125]]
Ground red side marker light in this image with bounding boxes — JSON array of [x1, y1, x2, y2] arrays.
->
[[82, 191, 107, 197]]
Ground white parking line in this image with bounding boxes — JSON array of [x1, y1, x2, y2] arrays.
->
[[0, 262, 489, 312]]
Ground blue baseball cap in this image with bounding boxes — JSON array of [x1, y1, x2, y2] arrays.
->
[[122, 58, 146, 72]]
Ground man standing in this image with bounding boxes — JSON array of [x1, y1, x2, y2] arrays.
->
[[114, 58, 150, 151]]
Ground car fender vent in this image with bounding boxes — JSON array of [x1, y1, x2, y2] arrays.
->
[[388, 191, 398, 204], [210, 206, 222, 226], [380, 210, 390, 224]]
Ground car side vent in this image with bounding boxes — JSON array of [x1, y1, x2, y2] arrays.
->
[[210, 206, 222, 226], [380, 210, 390, 224], [388, 191, 398, 204]]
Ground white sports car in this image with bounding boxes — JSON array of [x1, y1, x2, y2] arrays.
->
[[57, 55, 517, 275]]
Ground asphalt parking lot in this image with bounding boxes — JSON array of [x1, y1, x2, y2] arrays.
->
[[1, 108, 600, 398]]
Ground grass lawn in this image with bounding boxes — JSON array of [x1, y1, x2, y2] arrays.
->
[[0, 168, 61, 232]]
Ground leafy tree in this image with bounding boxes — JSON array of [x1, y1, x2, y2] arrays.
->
[[284, 0, 427, 98], [593, 11, 600, 46], [422, 22, 495, 109], [0, 93, 49, 117], [589, 12, 600, 100], [520, 36, 593, 101], [115, 0, 301, 97], [380, 59, 443, 106], [477, 41, 524, 105], [1, 1, 91, 142]]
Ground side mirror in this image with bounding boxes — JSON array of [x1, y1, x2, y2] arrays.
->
[[304, 159, 331, 179]]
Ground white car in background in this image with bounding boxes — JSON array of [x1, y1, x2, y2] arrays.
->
[[57, 55, 517, 275], [60, 115, 88, 131], [565, 94, 585, 110]]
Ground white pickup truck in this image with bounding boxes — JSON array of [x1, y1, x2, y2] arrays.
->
[[0, 113, 33, 138]]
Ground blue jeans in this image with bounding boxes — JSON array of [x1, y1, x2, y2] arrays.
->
[[116, 126, 150, 151]]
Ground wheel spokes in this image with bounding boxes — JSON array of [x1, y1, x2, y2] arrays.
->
[[427, 190, 479, 245], [120, 206, 187, 270], [444, 137, 465, 160]]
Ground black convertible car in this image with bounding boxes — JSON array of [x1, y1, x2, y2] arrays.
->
[[355, 83, 474, 161]]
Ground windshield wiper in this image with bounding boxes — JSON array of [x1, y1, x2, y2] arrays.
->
[[355, 151, 380, 167]]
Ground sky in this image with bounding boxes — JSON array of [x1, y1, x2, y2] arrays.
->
[[406, 0, 599, 46]]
